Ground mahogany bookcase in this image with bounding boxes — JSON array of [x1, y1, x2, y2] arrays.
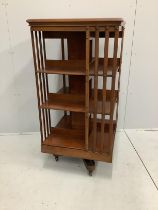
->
[[27, 18, 125, 175]]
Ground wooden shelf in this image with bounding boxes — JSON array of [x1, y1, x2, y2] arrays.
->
[[57, 87, 118, 100], [37, 58, 120, 76], [42, 115, 115, 153], [43, 115, 85, 149], [43, 127, 85, 150], [40, 60, 85, 75], [40, 93, 85, 112], [40, 88, 117, 114]]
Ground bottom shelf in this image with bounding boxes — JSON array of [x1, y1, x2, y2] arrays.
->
[[42, 115, 116, 162], [43, 127, 85, 150]]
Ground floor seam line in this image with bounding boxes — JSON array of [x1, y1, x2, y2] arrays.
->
[[123, 129, 158, 191]]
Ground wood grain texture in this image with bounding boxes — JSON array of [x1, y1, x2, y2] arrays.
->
[[41, 93, 85, 112], [27, 18, 125, 26], [36, 58, 120, 76]]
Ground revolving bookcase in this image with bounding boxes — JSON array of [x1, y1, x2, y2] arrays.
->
[[27, 18, 125, 175]]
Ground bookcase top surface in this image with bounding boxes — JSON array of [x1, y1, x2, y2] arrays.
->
[[26, 18, 125, 26]]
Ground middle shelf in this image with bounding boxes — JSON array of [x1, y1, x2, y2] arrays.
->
[[40, 93, 85, 112], [40, 88, 117, 114], [37, 58, 120, 76]]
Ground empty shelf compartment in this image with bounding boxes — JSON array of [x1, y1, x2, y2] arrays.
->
[[40, 93, 85, 112]]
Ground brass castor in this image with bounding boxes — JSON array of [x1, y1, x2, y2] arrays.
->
[[83, 159, 95, 176]]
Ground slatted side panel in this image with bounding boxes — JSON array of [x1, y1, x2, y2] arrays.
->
[[85, 29, 90, 150], [109, 27, 119, 152], [31, 30, 51, 143], [39, 31, 50, 137], [116, 27, 124, 125], [101, 28, 109, 153], [42, 32, 51, 134], [94, 26, 122, 154], [93, 28, 99, 152], [61, 38, 67, 117]]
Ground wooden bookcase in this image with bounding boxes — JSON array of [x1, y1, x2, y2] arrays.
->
[[27, 18, 125, 175]]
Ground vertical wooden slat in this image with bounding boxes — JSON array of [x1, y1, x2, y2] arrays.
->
[[61, 38, 67, 116], [85, 29, 90, 150], [109, 27, 119, 152], [31, 30, 43, 142], [116, 27, 125, 124], [93, 28, 99, 152], [41, 33, 50, 136], [39, 31, 49, 137], [101, 28, 109, 153], [61, 38, 66, 89], [42, 33, 51, 134], [35, 31, 47, 139]]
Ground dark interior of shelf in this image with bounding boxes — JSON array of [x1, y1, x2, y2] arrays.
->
[[37, 58, 120, 76], [42, 31, 123, 39]]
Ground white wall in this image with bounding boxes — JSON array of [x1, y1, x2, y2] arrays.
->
[[0, 0, 157, 132], [124, 0, 158, 128]]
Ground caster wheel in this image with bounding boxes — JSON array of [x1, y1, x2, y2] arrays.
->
[[54, 155, 59, 161], [89, 171, 92, 176], [83, 159, 95, 176]]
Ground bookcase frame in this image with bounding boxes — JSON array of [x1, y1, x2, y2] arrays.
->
[[27, 18, 125, 175]]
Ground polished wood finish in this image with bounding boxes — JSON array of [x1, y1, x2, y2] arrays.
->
[[27, 18, 125, 26], [36, 58, 120, 75], [41, 93, 85, 112], [43, 127, 85, 150], [27, 18, 125, 175]]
